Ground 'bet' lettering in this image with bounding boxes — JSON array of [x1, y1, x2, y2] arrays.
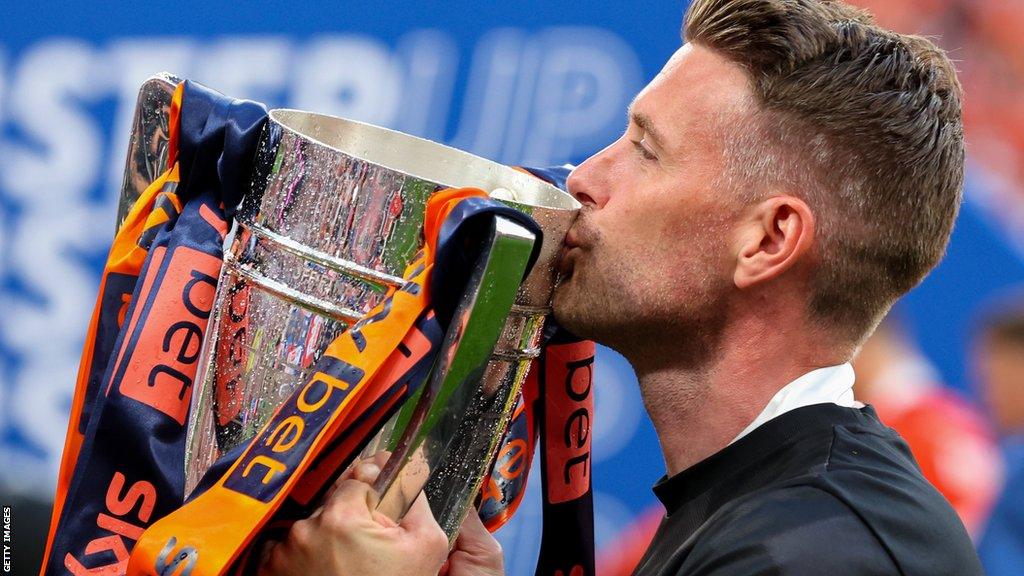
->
[[117, 246, 222, 424], [266, 416, 304, 452], [224, 357, 365, 502], [182, 269, 216, 320], [544, 347, 595, 504]]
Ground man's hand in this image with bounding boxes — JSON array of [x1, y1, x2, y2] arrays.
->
[[442, 508, 505, 576], [259, 458, 450, 576]]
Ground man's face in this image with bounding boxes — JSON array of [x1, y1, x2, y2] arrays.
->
[[553, 44, 756, 360]]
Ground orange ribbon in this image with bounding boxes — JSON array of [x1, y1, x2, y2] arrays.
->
[[127, 188, 487, 576]]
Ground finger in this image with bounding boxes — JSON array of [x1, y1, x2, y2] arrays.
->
[[318, 478, 379, 534], [259, 522, 311, 576], [323, 451, 392, 506], [352, 461, 382, 484], [399, 490, 447, 543], [334, 451, 392, 486], [457, 506, 489, 539], [259, 540, 300, 576], [454, 507, 503, 557], [398, 491, 450, 568], [317, 466, 375, 516], [338, 460, 386, 522], [369, 450, 392, 467]]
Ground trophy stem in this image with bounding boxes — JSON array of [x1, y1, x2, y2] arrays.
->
[[373, 215, 536, 526]]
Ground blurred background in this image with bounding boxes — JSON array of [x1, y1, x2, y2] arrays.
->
[[1, 0, 1022, 574]]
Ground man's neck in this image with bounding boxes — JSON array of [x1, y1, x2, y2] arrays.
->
[[630, 318, 849, 476]]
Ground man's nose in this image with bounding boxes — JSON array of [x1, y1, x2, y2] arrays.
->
[[567, 144, 614, 209]]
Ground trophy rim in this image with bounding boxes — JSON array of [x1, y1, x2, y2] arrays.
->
[[268, 108, 581, 212]]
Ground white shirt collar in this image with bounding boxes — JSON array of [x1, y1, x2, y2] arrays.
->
[[731, 363, 858, 444]]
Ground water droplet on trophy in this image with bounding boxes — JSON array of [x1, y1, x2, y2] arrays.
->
[[185, 110, 581, 536]]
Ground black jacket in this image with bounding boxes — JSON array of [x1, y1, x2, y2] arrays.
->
[[634, 404, 983, 575]]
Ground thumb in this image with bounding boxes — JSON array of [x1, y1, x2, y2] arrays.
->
[[399, 490, 446, 538], [397, 491, 450, 569], [455, 509, 495, 551], [451, 508, 504, 568]]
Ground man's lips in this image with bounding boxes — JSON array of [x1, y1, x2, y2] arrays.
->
[[563, 229, 581, 250], [557, 231, 583, 276], [557, 246, 578, 277]]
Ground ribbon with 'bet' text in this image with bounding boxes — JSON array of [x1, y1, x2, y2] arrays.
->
[[41, 80, 268, 576], [477, 165, 597, 576], [127, 187, 502, 575]]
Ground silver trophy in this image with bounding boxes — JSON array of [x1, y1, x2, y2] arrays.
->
[[120, 75, 579, 539]]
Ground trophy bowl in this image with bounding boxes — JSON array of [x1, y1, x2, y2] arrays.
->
[[183, 106, 580, 535]]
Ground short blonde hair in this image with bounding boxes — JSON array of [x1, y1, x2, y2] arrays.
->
[[685, 0, 965, 343]]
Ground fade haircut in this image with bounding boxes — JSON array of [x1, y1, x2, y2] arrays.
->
[[684, 0, 965, 343]]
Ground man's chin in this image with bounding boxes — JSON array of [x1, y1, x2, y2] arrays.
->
[[551, 288, 582, 332], [551, 287, 601, 341]]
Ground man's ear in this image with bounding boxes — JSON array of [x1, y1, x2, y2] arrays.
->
[[733, 196, 815, 290]]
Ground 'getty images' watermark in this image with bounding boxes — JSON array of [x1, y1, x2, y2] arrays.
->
[[3, 506, 10, 573]]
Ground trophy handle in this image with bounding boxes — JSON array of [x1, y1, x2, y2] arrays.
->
[[372, 215, 537, 529], [116, 72, 182, 231]]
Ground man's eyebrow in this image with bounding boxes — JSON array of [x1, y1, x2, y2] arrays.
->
[[627, 104, 668, 151]]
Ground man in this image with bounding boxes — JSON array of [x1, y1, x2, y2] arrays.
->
[[975, 304, 1024, 575], [262, 0, 980, 573]]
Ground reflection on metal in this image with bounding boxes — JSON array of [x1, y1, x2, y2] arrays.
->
[[115, 77, 582, 537], [373, 215, 536, 526], [116, 72, 181, 231]]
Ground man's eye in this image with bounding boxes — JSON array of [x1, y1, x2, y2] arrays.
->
[[632, 139, 657, 161]]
